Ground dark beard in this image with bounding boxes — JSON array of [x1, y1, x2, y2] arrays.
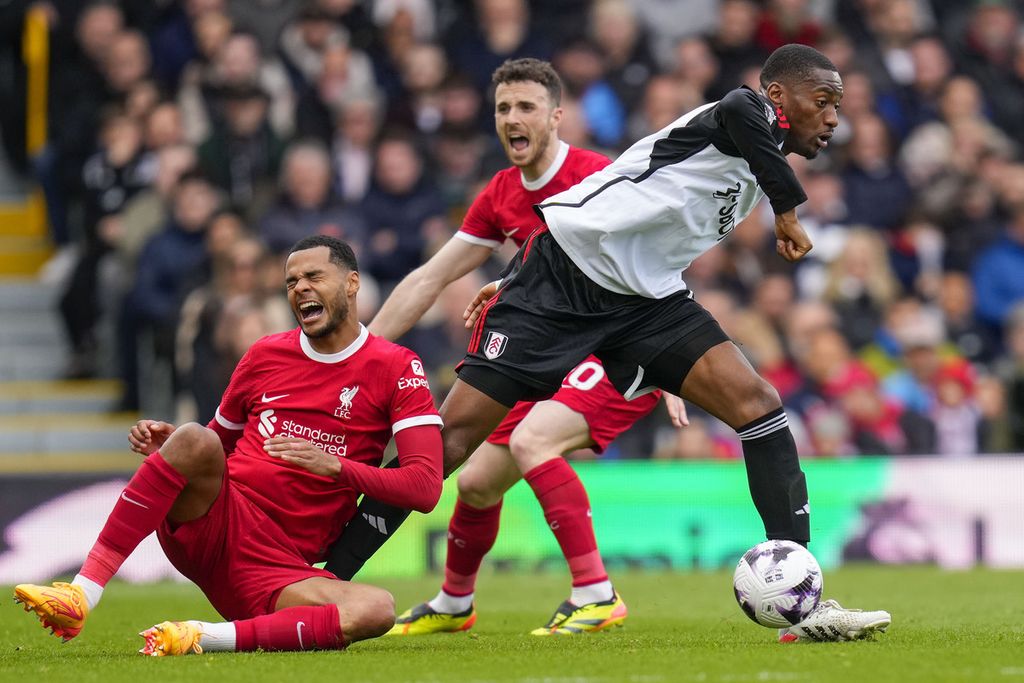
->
[[303, 298, 348, 338]]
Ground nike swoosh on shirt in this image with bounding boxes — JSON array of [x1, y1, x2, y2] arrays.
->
[[120, 491, 150, 509], [261, 393, 289, 403], [502, 228, 518, 240]]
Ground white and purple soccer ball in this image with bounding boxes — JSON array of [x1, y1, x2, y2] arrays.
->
[[733, 540, 823, 628]]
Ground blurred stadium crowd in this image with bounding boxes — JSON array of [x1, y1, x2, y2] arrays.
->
[[1, 0, 1022, 459]]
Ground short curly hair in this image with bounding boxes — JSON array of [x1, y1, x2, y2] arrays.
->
[[288, 235, 359, 272], [491, 58, 562, 106], [760, 44, 838, 89]]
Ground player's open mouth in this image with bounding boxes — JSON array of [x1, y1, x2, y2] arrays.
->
[[509, 134, 529, 152], [816, 133, 832, 148], [298, 300, 324, 323]]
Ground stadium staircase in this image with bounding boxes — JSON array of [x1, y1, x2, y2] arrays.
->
[[0, 8, 138, 475], [0, 278, 140, 474]]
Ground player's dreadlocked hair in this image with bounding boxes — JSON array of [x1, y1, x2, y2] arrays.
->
[[492, 58, 563, 106], [289, 235, 359, 272], [759, 44, 838, 89]]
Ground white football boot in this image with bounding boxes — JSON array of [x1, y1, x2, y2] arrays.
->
[[778, 599, 891, 642]]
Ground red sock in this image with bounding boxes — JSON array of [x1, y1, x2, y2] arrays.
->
[[441, 498, 502, 596], [79, 452, 187, 586], [234, 605, 346, 651], [524, 459, 607, 587]]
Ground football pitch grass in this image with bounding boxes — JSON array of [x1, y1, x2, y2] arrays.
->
[[3, 567, 1022, 683]]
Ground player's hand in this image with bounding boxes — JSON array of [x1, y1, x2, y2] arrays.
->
[[663, 393, 689, 428], [774, 210, 812, 262], [463, 280, 500, 329], [128, 420, 176, 456], [264, 436, 341, 477]]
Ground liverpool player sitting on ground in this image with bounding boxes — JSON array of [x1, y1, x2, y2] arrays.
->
[[450, 44, 890, 643], [13, 236, 444, 655], [324, 58, 679, 636]]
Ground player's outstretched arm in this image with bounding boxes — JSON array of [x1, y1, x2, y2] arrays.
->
[[369, 237, 494, 341], [128, 420, 176, 456], [774, 209, 813, 262]]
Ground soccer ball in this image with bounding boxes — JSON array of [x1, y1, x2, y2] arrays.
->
[[732, 540, 822, 628]]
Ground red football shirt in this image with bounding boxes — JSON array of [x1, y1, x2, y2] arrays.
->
[[210, 325, 442, 563], [458, 141, 610, 248]]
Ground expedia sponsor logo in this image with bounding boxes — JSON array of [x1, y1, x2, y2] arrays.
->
[[398, 376, 430, 390]]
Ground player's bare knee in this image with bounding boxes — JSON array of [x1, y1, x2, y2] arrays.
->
[[456, 470, 501, 508], [507, 425, 550, 470], [160, 422, 221, 475], [348, 587, 395, 640], [740, 380, 783, 423]]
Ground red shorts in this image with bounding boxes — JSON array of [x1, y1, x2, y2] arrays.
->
[[157, 474, 335, 621], [486, 358, 661, 452]]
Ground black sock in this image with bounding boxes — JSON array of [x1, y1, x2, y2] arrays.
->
[[324, 461, 412, 580], [737, 407, 810, 545]]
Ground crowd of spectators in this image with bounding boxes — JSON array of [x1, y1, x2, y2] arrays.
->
[[10, 0, 1024, 458]]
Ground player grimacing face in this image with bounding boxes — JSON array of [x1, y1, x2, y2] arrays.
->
[[494, 80, 563, 176], [771, 68, 843, 160], [284, 246, 358, 340]]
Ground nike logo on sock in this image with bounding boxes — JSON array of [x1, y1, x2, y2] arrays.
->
[[120, 491, 150, 509], [296, 621, 306, 649]]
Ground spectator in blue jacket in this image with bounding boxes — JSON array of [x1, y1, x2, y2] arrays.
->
[[116, 171, 222, 411]]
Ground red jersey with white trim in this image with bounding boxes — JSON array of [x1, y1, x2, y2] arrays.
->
[[458, 141, 610, 249], [211, 325, 442, 563]]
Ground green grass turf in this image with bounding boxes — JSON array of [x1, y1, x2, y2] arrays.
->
[[3, 567, 1023, 683]]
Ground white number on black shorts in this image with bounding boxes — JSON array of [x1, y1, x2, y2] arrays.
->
[[564, 361, 605, 391]]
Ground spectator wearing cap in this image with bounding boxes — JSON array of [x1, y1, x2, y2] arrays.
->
[[198, 82, 285, 221], [930, 360, 981, 456]]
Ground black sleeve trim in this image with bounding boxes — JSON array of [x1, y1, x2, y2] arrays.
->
[[716, 88, 807, 215]]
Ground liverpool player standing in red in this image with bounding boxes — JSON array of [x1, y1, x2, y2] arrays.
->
[[13, 236, 444, 656], [324, 59, 683, 636]]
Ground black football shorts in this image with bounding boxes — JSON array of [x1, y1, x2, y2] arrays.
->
[[458, 228, 730, 407]]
